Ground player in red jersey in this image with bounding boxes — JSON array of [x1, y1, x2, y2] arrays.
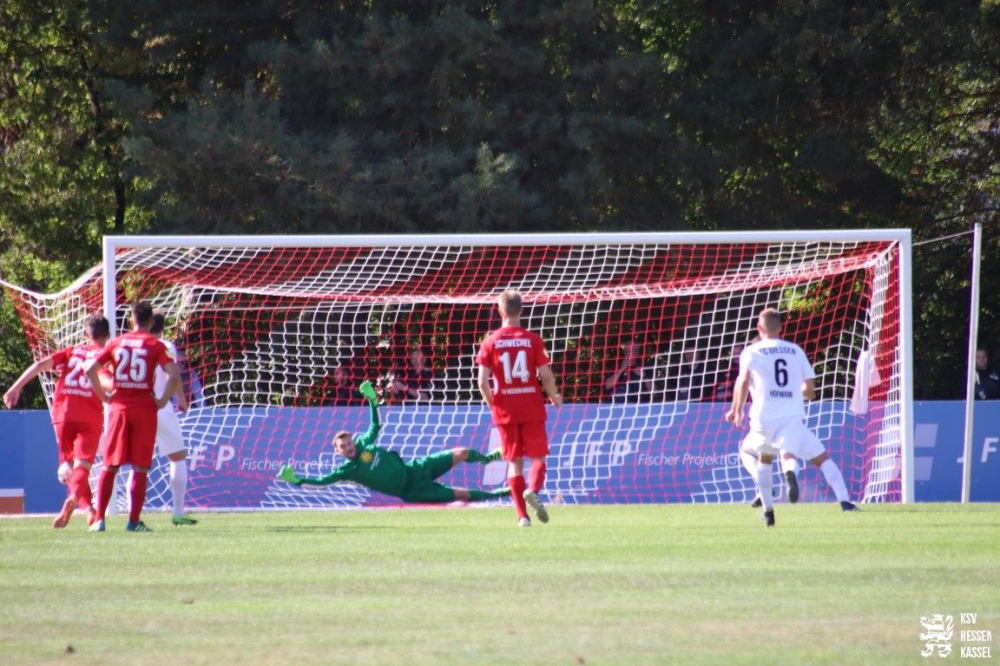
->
[[4, 315, 112, 528], [476, 289, 562, 526], [84, 301, 181, 533]]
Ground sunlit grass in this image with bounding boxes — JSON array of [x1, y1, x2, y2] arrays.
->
[[1, 504, 997, 665]]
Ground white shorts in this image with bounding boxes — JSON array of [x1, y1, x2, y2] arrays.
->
[[156, 408, 186, 457], [741, 416, 826, 461]]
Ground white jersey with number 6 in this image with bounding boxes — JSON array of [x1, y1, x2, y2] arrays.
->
[[738, 338, 814, 426]]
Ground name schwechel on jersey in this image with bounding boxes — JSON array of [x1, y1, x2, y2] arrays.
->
[[476, 326, 550, 424]]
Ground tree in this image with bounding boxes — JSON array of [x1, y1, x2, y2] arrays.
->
[[4, 0, 1000, 401], [616, 0, 1000, 397], [99, 0, 692, 234], [0, 0, 146, 407], [865, 1, 1000, 398]]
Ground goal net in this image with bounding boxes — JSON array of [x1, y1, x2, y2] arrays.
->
[[2, 231, 913, 510]]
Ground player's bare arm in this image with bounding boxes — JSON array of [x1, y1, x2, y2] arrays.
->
[[168, 351, 189, 411], [725, 372, 750, 426], [477, 365, 494, 409], [539, 364, 562, 407], [156, 361, 182, 410], [3, 355, 55, 408], [172, 367, 189, 412], [801, 378, 817, 401], [83, 359, 111, 404]]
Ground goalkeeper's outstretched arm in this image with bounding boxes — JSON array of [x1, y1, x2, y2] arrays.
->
[[277, 464, 350, 487], [355, 380, 381, 447], [275, 380, 382, 487]]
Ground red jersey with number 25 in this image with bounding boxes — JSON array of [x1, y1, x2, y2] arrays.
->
[[49, 343, 106, 426], [93, 331, 172, 408], [476, 326, 551, 425]]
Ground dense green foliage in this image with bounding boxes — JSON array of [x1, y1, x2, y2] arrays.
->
[[2, 0, 999, 403]]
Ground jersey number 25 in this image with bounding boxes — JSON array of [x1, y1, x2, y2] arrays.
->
[[114, 348, 150, 382]]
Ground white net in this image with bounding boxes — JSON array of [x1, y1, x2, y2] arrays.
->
[[2, 232, 911, 509]]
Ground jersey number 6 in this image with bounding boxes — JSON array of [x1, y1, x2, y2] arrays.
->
[[773, 358, 788, 387]]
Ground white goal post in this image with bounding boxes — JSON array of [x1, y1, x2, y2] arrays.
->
[[0, 229, 916, 511], [85, 230, 914, 508]]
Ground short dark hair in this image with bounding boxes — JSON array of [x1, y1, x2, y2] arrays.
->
[[86, 314, 110, 340], [758, 308, 782, 333], [132, 301, 154, 327], [150, 313, 166, 335]]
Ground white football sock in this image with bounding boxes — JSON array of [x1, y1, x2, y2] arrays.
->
[[756, 461, 774, 511], [780, 455, 797, 475], [740, 450, 758, 477], [819, 459, 850, 502], [170, 459, 188, 516]]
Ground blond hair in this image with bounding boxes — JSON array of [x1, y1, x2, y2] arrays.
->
[[498, 289, 523, 317]]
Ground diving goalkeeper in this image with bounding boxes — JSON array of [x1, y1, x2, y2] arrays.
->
[[276, 380, 510, 504]]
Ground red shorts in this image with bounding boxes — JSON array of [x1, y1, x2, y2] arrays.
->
[[101, 406, 158, 468], [52, 421, 101, 465], [495, 420, 549, 460]]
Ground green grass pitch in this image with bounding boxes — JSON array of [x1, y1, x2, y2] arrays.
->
[[1, 503, 997, 665]]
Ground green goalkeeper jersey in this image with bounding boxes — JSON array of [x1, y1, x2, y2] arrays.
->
[[296, 398, 410, 498]]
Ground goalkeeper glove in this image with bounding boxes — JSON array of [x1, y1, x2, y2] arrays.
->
[[358, 380, 378, 403], [277, 464, 302, 485]]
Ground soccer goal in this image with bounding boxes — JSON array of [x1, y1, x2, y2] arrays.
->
[[3, 231, 913, 509]]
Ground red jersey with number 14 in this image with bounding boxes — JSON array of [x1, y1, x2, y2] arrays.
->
[[93, 331, 172, 408], [49, 343, 106, 426], [476, 326, 551, 425]]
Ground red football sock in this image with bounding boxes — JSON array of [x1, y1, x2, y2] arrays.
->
[[96, 469, 116, 519], [69, 466, 93, 510], [509, 474, 528, 519], [528, 460, 547, 493], [128, 471, 149, 524]]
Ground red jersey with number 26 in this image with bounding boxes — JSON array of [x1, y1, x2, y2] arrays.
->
[[476, 326, 551, 425], [93, 331, 172, 408], [49, 343, 106, 426]]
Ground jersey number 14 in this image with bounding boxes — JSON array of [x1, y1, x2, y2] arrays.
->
[[499, 350, 531, 384]]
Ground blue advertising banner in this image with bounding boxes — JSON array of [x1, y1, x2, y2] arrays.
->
[[2, 401, 997, 512], [165, 401, 878, 509], [913, 401, 1000, 502]]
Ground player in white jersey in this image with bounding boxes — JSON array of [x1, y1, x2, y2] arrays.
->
[[733, 336, 801, 507], [725, 308, 858, 527], [147, 313, 197, 525]]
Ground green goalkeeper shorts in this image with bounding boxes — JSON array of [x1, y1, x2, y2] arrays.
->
[[401, 450, 458, 504], [400, 481, 458, 504]]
